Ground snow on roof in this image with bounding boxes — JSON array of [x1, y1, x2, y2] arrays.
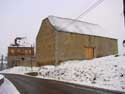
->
[[48, 16, 116, 39]]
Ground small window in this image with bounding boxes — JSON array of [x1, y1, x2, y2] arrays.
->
[[21, 57, 25, 61], [25, 50, 28, 54], [29, 50, 32, 54], [10, 49, 15, 54]]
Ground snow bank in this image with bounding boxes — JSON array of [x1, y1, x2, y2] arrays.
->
[[0, 75, 4, 80], [0, 75, 4, 86], [0, 66, 39, 74], [38, 55, 125, 92], [1, 55, 125, 92], [0, 79, 20, 94]]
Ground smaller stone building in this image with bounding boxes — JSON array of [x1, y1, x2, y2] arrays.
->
[[36, 16, 118, 66], [8, 46, 36, 68]]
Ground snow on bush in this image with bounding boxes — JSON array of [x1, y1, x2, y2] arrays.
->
[[38, 55, 125, 92]]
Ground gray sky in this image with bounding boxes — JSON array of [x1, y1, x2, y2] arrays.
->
[[0, 0, 125, 56]]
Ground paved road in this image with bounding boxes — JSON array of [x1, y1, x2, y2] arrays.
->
[[2, 74, 125, 94]]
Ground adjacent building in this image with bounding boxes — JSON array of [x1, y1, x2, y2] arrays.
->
[[36, 16, 118, 66], [8, 46, 36, 67]]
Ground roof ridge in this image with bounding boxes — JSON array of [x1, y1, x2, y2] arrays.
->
[[48, 15, 98, 26]]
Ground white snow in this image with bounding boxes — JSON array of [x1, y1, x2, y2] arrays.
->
[[37, 55, 125, 92], [48, 16, 116, 39], [1, 55, 125, 92], [0, 75, 4, 80], [0, 66, 39, 74], [0, 78, 20, 94]]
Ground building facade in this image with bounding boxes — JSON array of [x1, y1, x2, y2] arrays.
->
[[36, 16, 118, 66], [8, 46, 36, 67]]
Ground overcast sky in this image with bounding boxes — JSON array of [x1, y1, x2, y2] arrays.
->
[[0, 0, 125, 56]]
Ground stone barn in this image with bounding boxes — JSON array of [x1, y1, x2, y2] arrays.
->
[[36, 16, 118, 66]]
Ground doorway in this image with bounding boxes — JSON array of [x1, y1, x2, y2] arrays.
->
[[85, 47, 94, 59]]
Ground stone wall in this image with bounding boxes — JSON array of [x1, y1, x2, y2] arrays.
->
[[56, 31, 118, 63], [8, 56, 36, 67], [36, 19, 55, 66]]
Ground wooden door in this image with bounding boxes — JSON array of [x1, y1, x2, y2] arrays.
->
[[85, 47, 94, 59]]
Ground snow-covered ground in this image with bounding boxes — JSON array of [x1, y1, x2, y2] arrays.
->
[[1, 55, 125, 92], [37, 55, 125, 92], [0, 75, 20, 94], [0, 75, 4, 81], [0, 66, 40, 74]]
